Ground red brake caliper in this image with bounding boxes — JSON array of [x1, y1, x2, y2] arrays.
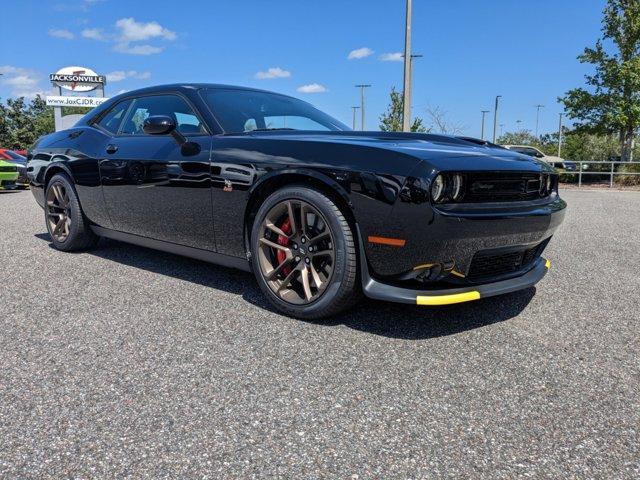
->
[[276, 217, 292, 276]]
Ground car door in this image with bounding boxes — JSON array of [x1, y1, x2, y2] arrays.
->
[[99, 93, 216, 251]]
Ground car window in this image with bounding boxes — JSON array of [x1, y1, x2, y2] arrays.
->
[[96, 99, 132, 135], [264, 115, 330, 131], [120, 94, 205, 135], [201, 89, 348, 134]]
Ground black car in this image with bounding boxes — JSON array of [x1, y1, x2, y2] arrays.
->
[[27, 84, 566, 319]]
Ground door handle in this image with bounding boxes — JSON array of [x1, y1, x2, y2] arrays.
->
[[106, 144, 118, 154]]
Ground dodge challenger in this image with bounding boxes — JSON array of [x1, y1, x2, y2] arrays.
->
[[27, 84, 566, 319]]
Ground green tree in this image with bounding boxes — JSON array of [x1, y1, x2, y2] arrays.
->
[[563, 131, 620, 163], [0, 95, 76, 148], [497, 130, 539, 146], [560, 0, 640, 161], [379, 87, 427, 132]]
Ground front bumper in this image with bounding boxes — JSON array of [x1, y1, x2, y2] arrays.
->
[[0, 171, 19, 189], [363, 255, 550, 306], [363, 195, 566, 279]]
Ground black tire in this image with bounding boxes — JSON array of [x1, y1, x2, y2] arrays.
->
[[250, 185, 360, 319], [45, 173, 99, 251]]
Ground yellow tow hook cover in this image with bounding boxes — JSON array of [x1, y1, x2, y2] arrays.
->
[[416, 291, 481, 306], [545, 259, 551, 269]]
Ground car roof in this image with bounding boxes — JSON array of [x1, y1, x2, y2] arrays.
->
[[111, 83, 300, 100], [76, 83, 306, 128]]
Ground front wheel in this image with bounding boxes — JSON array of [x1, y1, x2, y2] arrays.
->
[[45, 173, 99, 251], [250, 186, 360, 319]]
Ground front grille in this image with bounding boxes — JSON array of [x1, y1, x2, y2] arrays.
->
[[463, 172, 552, 202], [0, 166, 17, 173], [468, 239, 549, 281]]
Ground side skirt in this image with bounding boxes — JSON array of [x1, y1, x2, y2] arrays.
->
[[91, 226, 252, 273]]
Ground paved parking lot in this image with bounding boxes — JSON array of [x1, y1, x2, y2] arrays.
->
[[1, 189, 639, 478]]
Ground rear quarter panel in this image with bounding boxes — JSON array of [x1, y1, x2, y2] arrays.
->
[[28, 127, 112, 228]]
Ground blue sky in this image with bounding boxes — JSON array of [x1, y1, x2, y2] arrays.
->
[[1, 0, 605, 137]]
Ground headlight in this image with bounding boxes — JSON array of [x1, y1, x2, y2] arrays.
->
[[431, 174, 445, 202], [451, 174, 463, 201], [540, 174, 548, 195], [546, 175, 552, 194]]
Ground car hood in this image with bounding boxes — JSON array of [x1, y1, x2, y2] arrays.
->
[[247, 131, 551, 172]]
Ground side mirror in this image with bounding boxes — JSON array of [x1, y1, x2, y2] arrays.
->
[[143, 115, 175, 135], [143, 115, 187, 146]]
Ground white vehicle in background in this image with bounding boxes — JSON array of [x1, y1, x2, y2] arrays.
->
[[503, 145, 578, 171]]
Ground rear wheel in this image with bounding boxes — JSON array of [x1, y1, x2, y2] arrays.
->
[[250, 186, 360, 319], [45, 173, 99, 251]]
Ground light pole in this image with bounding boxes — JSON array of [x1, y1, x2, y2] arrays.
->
[[355, 84, 371, 131], [351, 106, 360, 130], [492, 95, 501, 143], [516, 119, 523, 131], [534, 104, 544, 138], [499, 123, 505, 137], [558, 113, 563, 157], [402, 0, 413, 132], [480, 110, 490, 140]]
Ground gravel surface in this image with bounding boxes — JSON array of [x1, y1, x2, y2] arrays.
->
[[1, 189, 638, 478]]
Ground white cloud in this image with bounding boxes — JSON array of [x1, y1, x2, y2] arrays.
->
[[115, 17, 176, 42], [3, 75, 38, 87], [113, 43, 163, 55], [0, 66, 32, 79], [379, 52, 404, 62], [54, 0, 104, 12], [48, 28, 74, 39], [255, 67, 291, 80], [81, 28, 107, 41], [108, 18, 176, 55], [348, 47, 374, 60], [106, 70, 151, 82], [0, 66, 44, 98], [297, 83, 327, 93]]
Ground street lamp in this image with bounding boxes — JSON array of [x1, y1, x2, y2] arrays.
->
[[534, 104, 544, 138], [355, 84, 371, 131], [480, 110, 490, 140], [402, 0, 413, 132], [558, 113, 563, 157], [351, 106, 360, 131], [492, 95, 501, 143]]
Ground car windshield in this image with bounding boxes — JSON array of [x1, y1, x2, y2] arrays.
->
[[512, 147, 542, 157], [201, 88, 349, 134]]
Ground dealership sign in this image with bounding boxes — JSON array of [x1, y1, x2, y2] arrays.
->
[[49, 66, 106, 92], [45, 95, 110, 107]]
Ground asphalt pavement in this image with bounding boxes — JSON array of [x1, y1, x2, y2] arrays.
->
[[1, 189, 638, 478]]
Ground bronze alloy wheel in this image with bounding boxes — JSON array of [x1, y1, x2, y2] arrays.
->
[[46, 182, 72, 242], [257, 199, 335, 305]]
